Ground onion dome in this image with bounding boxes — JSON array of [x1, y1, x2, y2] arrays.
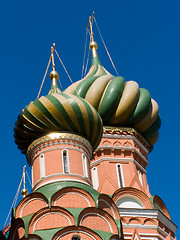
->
[[14, 66, 103, 154], [64, 40, 161, 147]]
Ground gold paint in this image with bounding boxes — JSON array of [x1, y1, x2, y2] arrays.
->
[[27, 102, 60, 130], [52, 94, 82, 134], [69, 95, 90, 138], [21, 112, 45, 132], [86, 12, 95, 42], [21, 166, 28, 198], [27, 132, 93, 155], [39, 96, 73, 131], [103, 126, 150, 147], [51, 43, 56, 71], [110, 81, 139, 124], [85, 74, 112, 110]]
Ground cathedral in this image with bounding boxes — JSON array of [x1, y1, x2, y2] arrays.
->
[[0, 16, 177, 240]]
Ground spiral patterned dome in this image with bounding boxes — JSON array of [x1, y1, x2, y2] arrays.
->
[[14, 72, 103, 154], [64, 45, 161, 146]]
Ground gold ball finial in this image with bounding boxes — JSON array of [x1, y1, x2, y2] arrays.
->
[[49, 70, 59, 80], [21, 188, 28, 198], [89, 41, 98, 50]]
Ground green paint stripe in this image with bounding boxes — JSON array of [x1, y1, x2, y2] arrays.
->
[[88, 64, 99, 76], [142, 115, 161, 138], [23, 108, 49, 129], [98, 76, 125, 123], [126, 88, 151, 125], [46, 94, 78, 132], [74, 76, 98, 98], [94, 113, 103, 149], [34, 98, 65, 130], [80, 99, 94, 144], [60, 93, 87, 136]]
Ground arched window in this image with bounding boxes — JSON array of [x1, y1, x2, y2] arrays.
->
[[116, 196, 144, 209], [72, 235, 81, 240], [138, 170, 143, 186], [116, 164, 124, 188], [39, 154, 45, 178], [92, 167, 99, 190], [82, 154, 88, 178], [62, 150, 69, 173]]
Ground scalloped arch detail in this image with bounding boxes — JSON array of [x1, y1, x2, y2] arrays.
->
[[112, 187, 152, 209], [98, 194, 120, 220], [152, 195, 171, 219], [28, 207, 75, 233], [15, 192, 48, 218], [78, 207, 118, 234], [51, 187, 96, 208]]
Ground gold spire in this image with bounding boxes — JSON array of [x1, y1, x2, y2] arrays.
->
[[21, 166, 28, 198], [87, 12, 98, 59], [49, 43, 59, 81]]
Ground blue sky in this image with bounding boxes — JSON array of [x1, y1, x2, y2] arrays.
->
[[0, 0, 179, 238]]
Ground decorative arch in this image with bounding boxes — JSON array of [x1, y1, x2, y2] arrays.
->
[[28, 206, 75, 233], [112, 187, 152, 209], [15, 192, 48, 218], [78, 207, 118, 235], [103, 140, 111, 146], [8, 218, 25, 240], [143, 218, 156, 225], [123, 141, 133, 147], [128, 217, 142, 224], [98, 194, 120, 220], [52, 226, 103, 240], [113, 140, 121, 147], [151, 195, 171, 219], [51, 187, 96, 208]]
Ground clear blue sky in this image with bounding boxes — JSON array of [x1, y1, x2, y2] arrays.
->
[[0, 0, 179, 238]]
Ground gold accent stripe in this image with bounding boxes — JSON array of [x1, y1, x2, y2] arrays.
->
[[110, 81, 139, 124], [27, 102, 59, 130], [85, 74, 112, 110], [39, 96, 73, 131], [52, 94, 82, 134], [69, 95, 90, 138], [135, 99, 159, 132]]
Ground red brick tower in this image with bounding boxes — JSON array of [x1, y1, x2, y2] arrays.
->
[[64, 16, 177, 240]]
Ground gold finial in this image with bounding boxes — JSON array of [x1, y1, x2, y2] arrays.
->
[[87, 12, 95, 42], [21, 165, 28, 198], [49, 43, 59, 81], [86, 12, 98, 58]]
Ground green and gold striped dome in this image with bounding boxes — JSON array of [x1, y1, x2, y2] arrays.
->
[[64, 42, 161, 146], [14, 71, 103, 154]]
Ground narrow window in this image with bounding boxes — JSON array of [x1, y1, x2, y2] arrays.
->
[[82, 154, 88, 178], [62, 150, 69, 173], [92, 167, 99, 190], [138, 170, 143, 186], [116, 164, 124, 188], [31, 165, 34, 187], [39, 154, 45, 178]]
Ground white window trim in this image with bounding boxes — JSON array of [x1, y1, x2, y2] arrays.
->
[[82, 154, 88, 178], [31, 165, 34, 187], [39, 154, 45, 178], [116, 163, 124, 188], [62, 149, 70, 173], [138, 170, 143, 186], [92, 167, 99, 190]]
